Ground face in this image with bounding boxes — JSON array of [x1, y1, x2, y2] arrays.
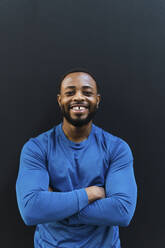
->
[[57, 72, 101, 127]]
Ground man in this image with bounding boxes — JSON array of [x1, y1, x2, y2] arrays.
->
[[16, 69, 137, 248]]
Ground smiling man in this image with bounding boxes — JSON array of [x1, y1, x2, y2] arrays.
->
[[16, 69, 137, 248]]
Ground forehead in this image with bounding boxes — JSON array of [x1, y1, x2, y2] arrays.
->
[[61, 72, 97, 90]]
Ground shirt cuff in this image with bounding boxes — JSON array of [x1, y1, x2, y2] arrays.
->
[[75, 188, 89, 211]]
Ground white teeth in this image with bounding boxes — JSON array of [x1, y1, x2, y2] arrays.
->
[[72, 106, 86, 110], [72, 106, 79, 110]]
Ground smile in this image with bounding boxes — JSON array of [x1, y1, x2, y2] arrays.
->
[[72, 106, 86, 110], [70, 105, 88, 113]]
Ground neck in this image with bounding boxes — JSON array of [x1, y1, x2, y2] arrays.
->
[[62, 118, 92, 143]]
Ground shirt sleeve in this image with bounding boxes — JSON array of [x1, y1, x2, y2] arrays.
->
[[68, 139, 137, 226], [16, 138, 89, 226]]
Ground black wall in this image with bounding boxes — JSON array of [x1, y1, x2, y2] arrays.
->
[[1, 0, 165, 247]]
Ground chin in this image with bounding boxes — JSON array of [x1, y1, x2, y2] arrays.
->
[[71, 120, 90, 127], [67, 117, 92, 127], [61, 107, 97, 127]]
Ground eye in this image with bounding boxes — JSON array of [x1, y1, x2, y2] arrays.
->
[[83, 91, 93, 96], [65, 91, 74, 96]]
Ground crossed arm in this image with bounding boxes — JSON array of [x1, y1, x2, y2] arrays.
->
[[66, 159, 137, 226], [16, 138, 137, 227], [16, 139, 104, 226]]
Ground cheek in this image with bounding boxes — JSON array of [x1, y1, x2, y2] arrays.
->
[[60, 98, 67, 105], [61, 101, 70, 110], [90, 99, 97, 107]]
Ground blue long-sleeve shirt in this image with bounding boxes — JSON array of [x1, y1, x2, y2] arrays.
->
[[16, 123, 137, 248]]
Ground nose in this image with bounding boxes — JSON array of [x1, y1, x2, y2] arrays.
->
[[72, 90, 85, 101]]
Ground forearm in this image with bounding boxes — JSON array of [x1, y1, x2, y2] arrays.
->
[[68, 187, 137, 226], [16, 180, 88, 226], [68, 161, 137, 227], [16, 173, 104, 226]]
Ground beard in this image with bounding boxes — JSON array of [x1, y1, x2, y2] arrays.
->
[[60, 105, 98, 127]]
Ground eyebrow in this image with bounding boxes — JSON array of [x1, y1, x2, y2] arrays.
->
[[65, 85, 93, 90]]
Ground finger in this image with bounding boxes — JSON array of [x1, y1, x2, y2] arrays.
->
[[48, 186, 53, 192]]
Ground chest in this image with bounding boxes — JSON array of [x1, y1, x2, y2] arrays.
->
[[47, 144, 110, 191]]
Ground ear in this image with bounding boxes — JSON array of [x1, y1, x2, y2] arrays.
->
[[96, 94, 101, 108], [57, 94, 61, 107]]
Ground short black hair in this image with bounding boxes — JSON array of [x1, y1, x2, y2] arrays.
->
[[58, 68, 100, 93]]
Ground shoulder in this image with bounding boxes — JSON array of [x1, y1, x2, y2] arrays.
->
[[21, 124, 59, 156], [93, 124, 133, 161]]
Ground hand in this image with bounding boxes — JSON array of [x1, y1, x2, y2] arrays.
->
[[85, 186, 105, 203], [48, 186, 53, 192]]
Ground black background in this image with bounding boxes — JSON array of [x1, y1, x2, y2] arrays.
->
[[0, 0, 165, 247]]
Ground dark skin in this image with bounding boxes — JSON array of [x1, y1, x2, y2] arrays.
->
[[49, 72, 105, 203], [57, 72, 100, 142]]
